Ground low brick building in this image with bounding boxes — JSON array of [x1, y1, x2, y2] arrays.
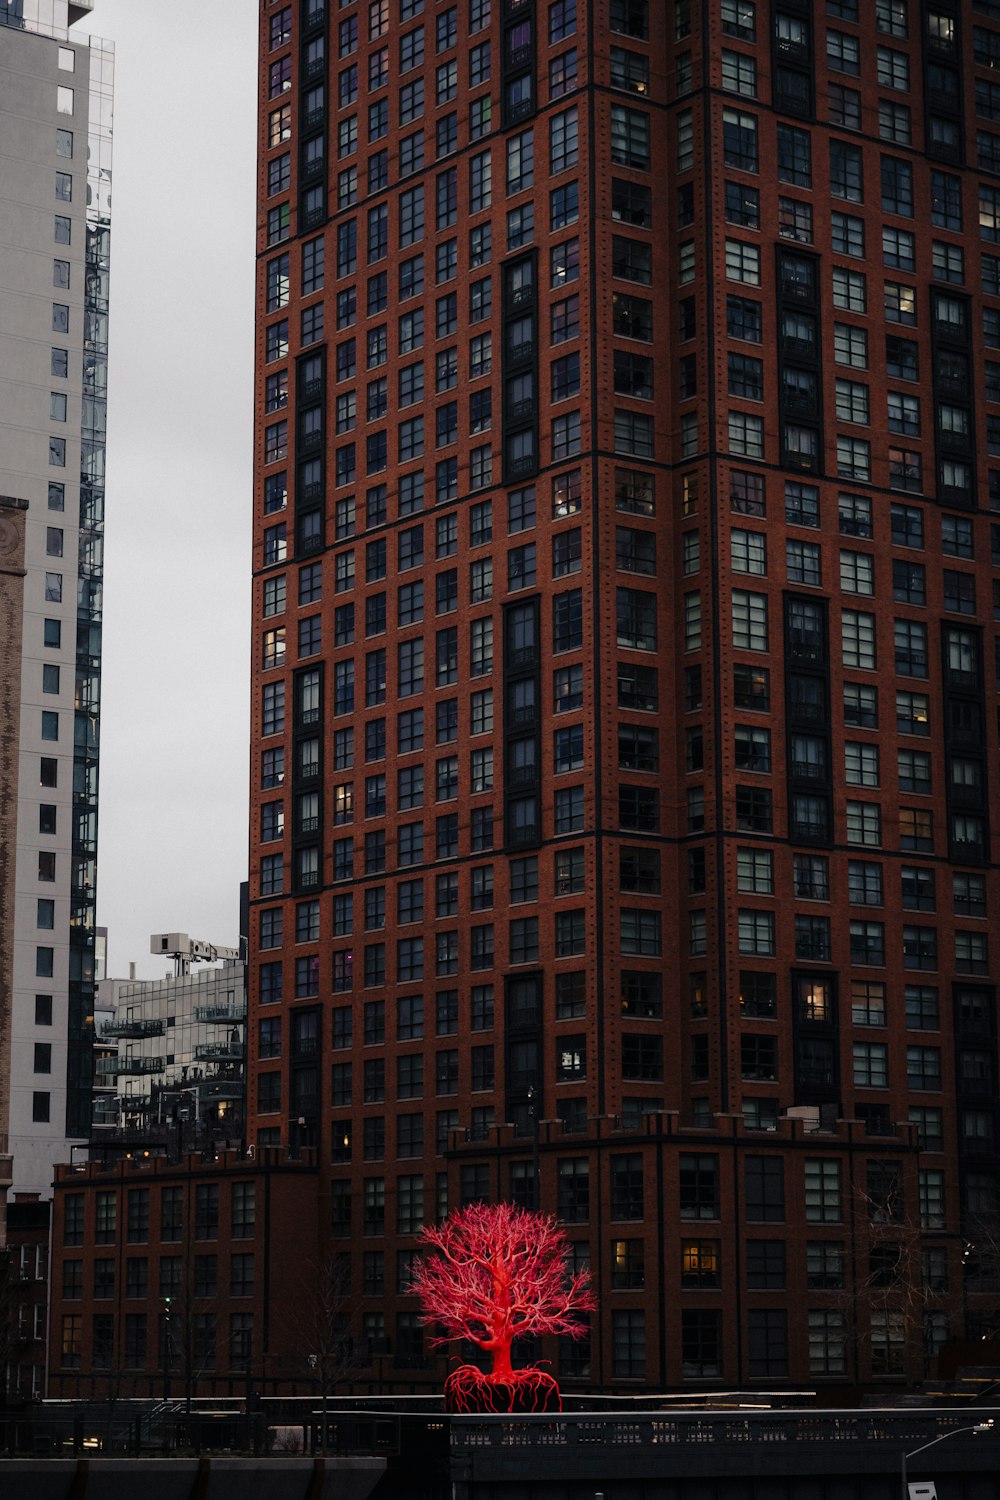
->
[[4, 1196, 49, 1401], [47, 1149, 322, 1398]]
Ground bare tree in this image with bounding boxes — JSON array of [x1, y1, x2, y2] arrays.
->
[[960, 1212, 1000, 1343], [0, 1248, 26, 1409], [287, 1252, 360, 1446], [156, 1257, 222, 1447], [847, 1174, 958, 1384]]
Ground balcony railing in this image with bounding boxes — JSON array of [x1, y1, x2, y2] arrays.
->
[[780, 274, 814, 302], [96, 1056, 164, 1077], [193, 1042, 244, 1062], [194, 1004, 247, 1024], [790, 758, 826, 781], [775, 37, 809, 62], [506, 96, 534, 122], [100, 1018, 164, 1039]]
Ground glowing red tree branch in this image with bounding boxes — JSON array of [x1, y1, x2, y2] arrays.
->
[[410, 1202, 594, 1382]]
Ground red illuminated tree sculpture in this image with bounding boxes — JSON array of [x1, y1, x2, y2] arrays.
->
[[410, 1201, 595, 1413]]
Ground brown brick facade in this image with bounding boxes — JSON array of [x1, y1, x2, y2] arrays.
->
[[47, 1153, 319, 1398], [245, 0, 1000, 1391]]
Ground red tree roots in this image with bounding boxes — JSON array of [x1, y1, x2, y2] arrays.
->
[[444, 1365, 562, 1414]]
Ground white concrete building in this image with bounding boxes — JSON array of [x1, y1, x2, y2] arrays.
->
[[0, 0, 113, 1194]]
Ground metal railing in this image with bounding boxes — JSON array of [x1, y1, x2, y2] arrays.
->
[[99, 1018, 164, 1039], [4, 1401, 998, 1483], [448, 1407, 1000, 1453]]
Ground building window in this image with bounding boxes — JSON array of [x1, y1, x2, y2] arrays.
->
[[748, 1309, 788, 1378], [558, 1159, 590, 1223], [612, 1310, 646, 1380], [723, 109, 758, 171], [732, 590, 768, 651], [853, 1042, 888, 1088], [809, 1310, 847, 1376], [682, 1310, 722, 1378], [620, 909, 661, 957], [746, 1241, 785, 1290], [680, 1154, 719, 1220], [745, 1156, 784, 1222], [804, 1160, 841, 1222]]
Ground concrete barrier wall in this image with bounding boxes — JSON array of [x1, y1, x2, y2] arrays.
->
[[0, 1455, 385, 1499]]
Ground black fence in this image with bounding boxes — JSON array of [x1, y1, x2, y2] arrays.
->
[[450, 1408, 997, 1451], [449, 1407, 1000, 1500], [2, 1401, 999, 1500], [0, 1403, 412, 1460]]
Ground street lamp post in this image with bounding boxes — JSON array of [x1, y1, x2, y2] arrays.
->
[[901, 1419, 994, 1500], [161, 1296, 173, 1403], [527, 1085, 540, 1208]]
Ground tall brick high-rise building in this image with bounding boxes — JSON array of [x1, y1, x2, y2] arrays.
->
[[250, 0, 1000, 1390]]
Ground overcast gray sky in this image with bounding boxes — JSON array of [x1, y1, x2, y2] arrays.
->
[[95, 0, 257, 977]]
